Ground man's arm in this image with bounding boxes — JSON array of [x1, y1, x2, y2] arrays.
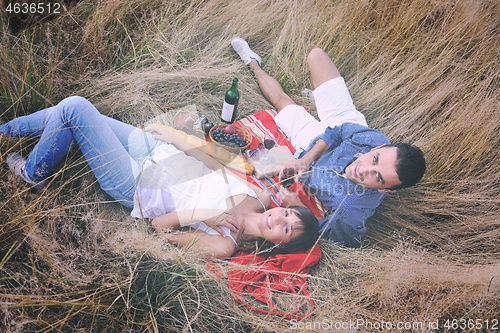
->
[[279, 123, 382, 180], [279, 139, 330, 181], [319, 191, 384, 247]]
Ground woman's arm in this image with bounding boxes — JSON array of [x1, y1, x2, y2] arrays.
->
[[144, 124, 230, 173], [159, 229, 237, 259], [278, 185, 306, 208], [145, 124, 272, 206], [151, 209, 239, 235]]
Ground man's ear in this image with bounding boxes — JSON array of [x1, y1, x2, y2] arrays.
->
[[371, 143, 387, 151], [378, 189, 396, 193]]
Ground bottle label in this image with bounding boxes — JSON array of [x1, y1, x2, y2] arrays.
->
[[221, 101, 235, 122]]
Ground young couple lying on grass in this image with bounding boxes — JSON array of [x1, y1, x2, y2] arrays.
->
[[0, 96, 319, 259], [2, 38, 426, 257]]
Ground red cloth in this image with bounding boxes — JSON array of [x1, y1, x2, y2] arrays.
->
[[236, 109, 296, 153], [227, 245, 322, 320]]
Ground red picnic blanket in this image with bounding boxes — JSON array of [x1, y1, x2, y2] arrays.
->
[[227, 244, 321, 320], [216, 110, 324, 320]]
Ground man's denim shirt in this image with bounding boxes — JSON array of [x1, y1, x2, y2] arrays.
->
[[299, 122, 390, 248]]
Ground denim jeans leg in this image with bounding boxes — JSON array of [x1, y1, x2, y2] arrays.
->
[[0, 108, 54, 137], [103, 116, 163, 178], [0, 103, 76, 180], [1, 96, 140, 207]]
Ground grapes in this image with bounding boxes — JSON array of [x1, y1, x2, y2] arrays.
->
[[203, 121, 214, 136], [212, 127, 247, 148]]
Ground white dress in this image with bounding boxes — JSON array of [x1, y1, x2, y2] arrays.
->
[[130, 143, 260, 245]]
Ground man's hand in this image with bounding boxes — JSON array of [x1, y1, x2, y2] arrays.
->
[[278, 185, 305, 208], [279, 158, 310, 182], [279, 139, 330, 182], [203, 212, 240, 237]]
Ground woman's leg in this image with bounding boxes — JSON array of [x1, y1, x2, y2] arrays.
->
[[103, 116, 161, 168], [1, 96, 154, 207], [0, 101, 76, 180]]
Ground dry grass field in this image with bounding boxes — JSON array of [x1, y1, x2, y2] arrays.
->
[[1, 0, 499, 331]]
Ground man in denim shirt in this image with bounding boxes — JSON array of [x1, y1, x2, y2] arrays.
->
[[232, 38, 426, 247]]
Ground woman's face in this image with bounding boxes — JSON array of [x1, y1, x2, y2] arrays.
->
[[255, 207, 304, 245]]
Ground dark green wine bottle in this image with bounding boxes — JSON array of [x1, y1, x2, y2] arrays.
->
[[221, 77, 239, 123]]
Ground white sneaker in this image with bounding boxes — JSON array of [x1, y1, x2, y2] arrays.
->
[[231, 37, 261, 66], [7, 152, 47, 190]]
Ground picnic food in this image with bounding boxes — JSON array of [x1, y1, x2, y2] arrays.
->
[[149, 123, 253, 175], [212, 126, 247, 148]]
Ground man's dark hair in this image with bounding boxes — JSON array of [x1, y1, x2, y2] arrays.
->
[[386, 143, 426, 190]]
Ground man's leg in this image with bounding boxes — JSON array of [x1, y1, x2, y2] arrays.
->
[[249, 47, 342, 110], [231, 37, 296, 112], [248, 61, 296, 112], [307, 48, 367, 126], [247, 61, 327, 151], [307, 48, 341, 89], [245, 47, 343, 109], [232, 38, 327, 151]]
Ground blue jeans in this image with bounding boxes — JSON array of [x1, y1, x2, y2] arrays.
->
[[0, 96, 162, 207]]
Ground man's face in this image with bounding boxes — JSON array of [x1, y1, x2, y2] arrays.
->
[[344, 146, 402, 192]]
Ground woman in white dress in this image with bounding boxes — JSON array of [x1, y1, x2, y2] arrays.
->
[[1, 96, 319, 259]]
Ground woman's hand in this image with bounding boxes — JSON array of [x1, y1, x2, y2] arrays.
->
[[144, 124, 177, 143], [204, 212, 240, 237], [278, 185, 304, 208]]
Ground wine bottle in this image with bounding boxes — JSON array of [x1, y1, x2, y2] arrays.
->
[[221, 77, 239, 123]]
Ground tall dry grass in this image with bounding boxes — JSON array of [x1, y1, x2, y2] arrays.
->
[[1, 0, 499, 331]]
